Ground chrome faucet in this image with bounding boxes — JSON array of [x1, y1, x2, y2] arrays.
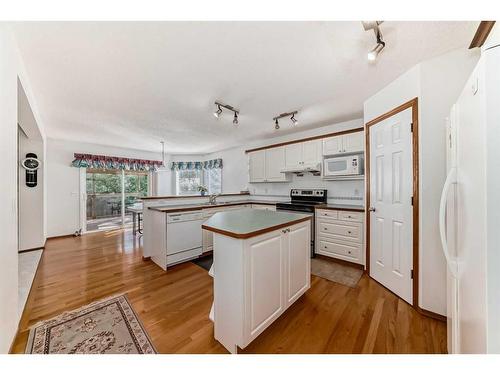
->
[[209, 194, 219, 205]]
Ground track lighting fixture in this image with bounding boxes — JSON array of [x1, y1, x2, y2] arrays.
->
[[363, 21, 385, 61], [213, 101, 239, 124], [273, 111, 298, 130]]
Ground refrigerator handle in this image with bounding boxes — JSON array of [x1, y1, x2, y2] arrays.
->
[[439, 167, 458, 278]]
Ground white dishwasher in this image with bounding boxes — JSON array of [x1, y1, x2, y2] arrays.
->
[[166, 211, 204, 266]]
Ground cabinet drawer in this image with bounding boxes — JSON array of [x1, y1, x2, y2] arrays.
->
[[167, 247, 202, 266], [317, 220, 362, 243], [316, 209, 338, 219], [338, 211, 364, 222], [317, 239, 361, 260]]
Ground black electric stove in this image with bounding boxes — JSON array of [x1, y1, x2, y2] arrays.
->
[[276, 189, 327, 212], [276, 189, 327, 257]]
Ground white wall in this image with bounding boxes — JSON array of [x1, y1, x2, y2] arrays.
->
[[204, 118, 365, 204], [46, 138, 166, 237], [363, 47, 479, 315], [18, 78, 45, 251], [0, 25, 47, 353]]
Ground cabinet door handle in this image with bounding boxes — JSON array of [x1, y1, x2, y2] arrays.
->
[[347, 231, 352, 234]]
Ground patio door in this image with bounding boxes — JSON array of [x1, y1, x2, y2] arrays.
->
[[84, 169, 149, 232]]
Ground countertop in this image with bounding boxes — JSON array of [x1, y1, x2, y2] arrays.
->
[[148, 200, 277, 213], [147, 200, 365, 213], [202, 208, 311, 239], [315, 204, 365, 212]]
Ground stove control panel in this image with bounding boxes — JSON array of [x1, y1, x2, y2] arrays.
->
[[290, 189, 327, 202]]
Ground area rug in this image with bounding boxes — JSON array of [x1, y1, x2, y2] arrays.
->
[[311, 257, 363, 288], [26, 294, 156, 354]]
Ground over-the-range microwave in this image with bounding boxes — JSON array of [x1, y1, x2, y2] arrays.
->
[[323, 154, 364, 177]]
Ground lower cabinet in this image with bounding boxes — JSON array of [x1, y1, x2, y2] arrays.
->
[[315, 209, 365, 265], [213, 220, 310, 353]]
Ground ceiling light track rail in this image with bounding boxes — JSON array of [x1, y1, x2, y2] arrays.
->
[[273, 110, 298, 130]]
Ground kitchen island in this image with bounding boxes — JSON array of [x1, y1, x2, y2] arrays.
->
[[202, 209, 311, 354]]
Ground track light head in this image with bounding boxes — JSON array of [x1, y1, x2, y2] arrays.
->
[[291, 114, 298, 126], [368, 42, 385, 61], [275, 118, 280, 130], [233, 112, 238, 125], [213, 105, 222, 118]]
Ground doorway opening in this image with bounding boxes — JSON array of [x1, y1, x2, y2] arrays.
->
[[365, 97, 419, 308], [84, 169, 149, 232]]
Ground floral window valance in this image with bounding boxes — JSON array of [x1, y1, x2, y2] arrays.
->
[[71, 153, 163, 171], [171, 158, 223, 171]]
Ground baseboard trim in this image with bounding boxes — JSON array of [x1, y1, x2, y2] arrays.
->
[[315, 254, 365, 270], [47, 234, 75, 240], [10, 245, 44, 353], [18, 246, 44, 254]]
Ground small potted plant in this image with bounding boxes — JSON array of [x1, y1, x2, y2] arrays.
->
[[198, 185, 208, 196]]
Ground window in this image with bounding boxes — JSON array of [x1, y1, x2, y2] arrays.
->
[[176, 169, 202, 195], [175, 168, 222, 195], [204, 168, 222, 194]]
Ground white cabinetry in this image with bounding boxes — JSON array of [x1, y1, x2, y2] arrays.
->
[[213, 220, 310, 353], [248, 150, 266, 182], [248, 147, 290, 183], [322, 131, 364, 156], [284, 140, 321, 170], [315, 209, 365, 265]]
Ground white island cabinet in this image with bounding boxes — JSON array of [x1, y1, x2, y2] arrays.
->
[[202, 209, 311, 354]]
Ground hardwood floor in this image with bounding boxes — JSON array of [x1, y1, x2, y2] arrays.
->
[[11, 229, 447, 354]]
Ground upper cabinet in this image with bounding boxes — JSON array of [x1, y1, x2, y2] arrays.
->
[[249, 150, 266, 182], [322, 131, 364, 156], [284, 139, 321, 170], [249, 147, 290, 183]]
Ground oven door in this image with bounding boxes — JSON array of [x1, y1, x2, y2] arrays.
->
[[275, 208, 315, 258]]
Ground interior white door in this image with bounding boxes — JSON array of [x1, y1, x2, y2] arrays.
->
[[369, 107, 413, 304]]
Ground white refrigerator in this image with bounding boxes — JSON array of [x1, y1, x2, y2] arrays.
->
[[441, 40, 500, 354]]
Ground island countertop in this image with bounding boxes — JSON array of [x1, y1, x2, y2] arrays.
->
[[202, 208, 311, 239]]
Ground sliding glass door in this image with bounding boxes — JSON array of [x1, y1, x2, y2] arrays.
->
[[85, 169, 149, 232]]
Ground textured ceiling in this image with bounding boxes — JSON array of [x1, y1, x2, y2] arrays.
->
[[12, 21, 478, 153]]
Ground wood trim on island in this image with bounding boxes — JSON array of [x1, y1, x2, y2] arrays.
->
[[245, 127, 364, 153], [141, 192, 250, 200], [202, 216, 311, 239]]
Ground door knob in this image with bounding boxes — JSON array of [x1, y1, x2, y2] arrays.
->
[[368, 207, 376, 212]]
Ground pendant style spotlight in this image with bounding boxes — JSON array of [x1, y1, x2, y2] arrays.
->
[[273, 110, 298, 130], [362, 21, 385, 61], [213, 104, 222, 118], [233, 112, 238, 125]]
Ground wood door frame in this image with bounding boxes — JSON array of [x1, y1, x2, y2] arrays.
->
[[365, 97, 419, 309]]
